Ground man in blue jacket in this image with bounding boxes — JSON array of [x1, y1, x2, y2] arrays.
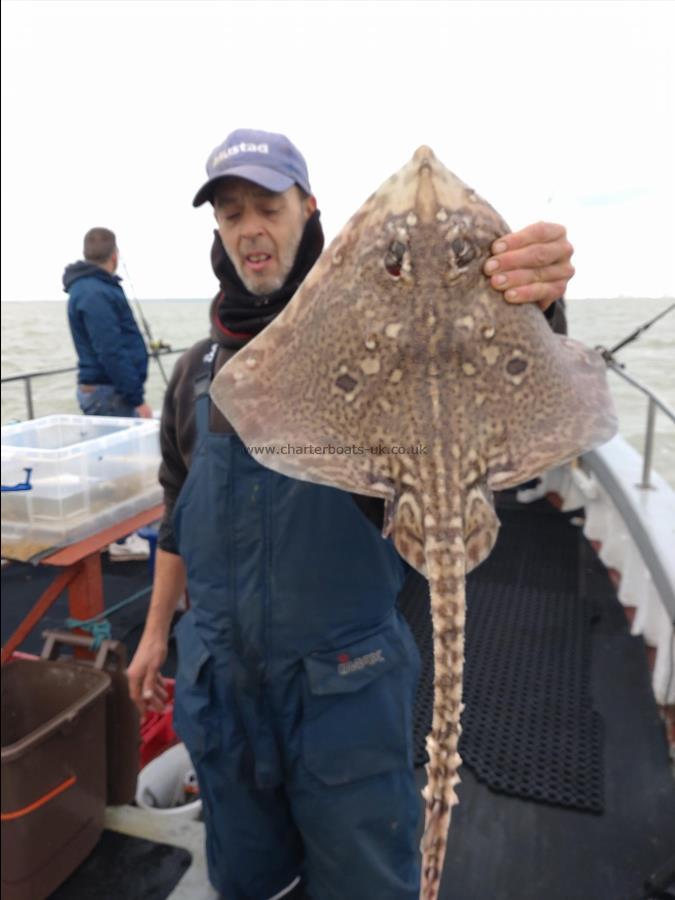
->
[[127, 130, 576, 900], [63, 227, 152, 418]]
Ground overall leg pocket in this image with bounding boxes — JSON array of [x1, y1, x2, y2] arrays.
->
[[173, 614, 248, 781], [173, 614, 217, 762], [301, 617, 420, 786]]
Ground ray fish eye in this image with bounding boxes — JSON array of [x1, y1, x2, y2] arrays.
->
[[451, 238, 476, 267], [385, 240, 406, 277]]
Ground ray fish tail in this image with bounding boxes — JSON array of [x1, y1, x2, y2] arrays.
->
[[418, 493, 467, 900]]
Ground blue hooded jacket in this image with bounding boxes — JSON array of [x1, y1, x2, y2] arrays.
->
[[63, 262, 149, 408]]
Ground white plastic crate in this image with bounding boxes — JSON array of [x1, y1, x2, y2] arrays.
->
[[1, 415, 162, 561]]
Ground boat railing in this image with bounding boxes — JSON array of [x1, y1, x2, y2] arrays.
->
[[2, 354, 674, 490], [0, 349, 190, 421], [605, 361, 675, 490]]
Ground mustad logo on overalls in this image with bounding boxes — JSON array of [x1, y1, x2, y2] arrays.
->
[[336, 648, 385, 676]]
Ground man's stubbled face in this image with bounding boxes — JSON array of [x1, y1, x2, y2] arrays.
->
[[213, 178, 316, 295]]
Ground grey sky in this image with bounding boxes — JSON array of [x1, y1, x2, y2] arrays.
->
[[1, 0, 673, 302]]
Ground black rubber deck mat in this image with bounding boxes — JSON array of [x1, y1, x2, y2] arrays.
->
[[433, 627, 675, 900], [398, 494, 604, 813], [49, 830, 191, 899], [460, 579, 603, 812]]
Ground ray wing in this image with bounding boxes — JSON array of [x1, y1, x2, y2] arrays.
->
[[466, 300, 618, 491]]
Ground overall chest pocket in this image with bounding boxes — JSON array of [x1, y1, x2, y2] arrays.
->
[[301, 618, 420, 786]]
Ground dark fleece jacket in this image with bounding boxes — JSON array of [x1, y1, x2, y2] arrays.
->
[[63, 262, 148, 407]]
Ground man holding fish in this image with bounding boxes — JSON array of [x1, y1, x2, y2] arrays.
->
[[128, 129, 576, 900]]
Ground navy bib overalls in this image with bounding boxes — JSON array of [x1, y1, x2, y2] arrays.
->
[[171, 375, 421, 900]]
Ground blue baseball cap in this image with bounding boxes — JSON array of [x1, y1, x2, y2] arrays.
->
[[192, 128, 312, 207]]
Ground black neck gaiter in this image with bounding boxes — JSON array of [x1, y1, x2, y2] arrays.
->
[[210, 210, 324, 345]]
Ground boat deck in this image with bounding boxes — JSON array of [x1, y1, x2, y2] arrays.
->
[[2, 492, 674, 900]]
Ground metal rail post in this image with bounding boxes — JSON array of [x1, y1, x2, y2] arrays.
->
[[640, 397, 657, 490], [23, 376, 34, 420]]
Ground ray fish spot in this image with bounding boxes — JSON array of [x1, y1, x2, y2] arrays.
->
[[360, 357, 381, 375], [335, 373, 358, 392]]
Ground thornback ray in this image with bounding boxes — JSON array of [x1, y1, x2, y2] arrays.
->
[[210, 146, 618, 900]]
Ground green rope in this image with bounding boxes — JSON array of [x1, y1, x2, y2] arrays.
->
[[65, 585, 152, 648]]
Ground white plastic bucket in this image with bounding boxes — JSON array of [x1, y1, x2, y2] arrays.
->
[[135, 742, 202, 822]]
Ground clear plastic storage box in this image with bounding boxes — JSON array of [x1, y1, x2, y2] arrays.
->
[[1, 415, 162, 561]]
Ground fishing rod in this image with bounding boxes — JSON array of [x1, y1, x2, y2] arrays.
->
[[119, 256, 170, 387], [598, 302, 675, 365]]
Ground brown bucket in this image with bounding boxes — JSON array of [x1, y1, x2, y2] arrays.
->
[[1, 652, 111, 900], [41, 631, 141, 806]]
